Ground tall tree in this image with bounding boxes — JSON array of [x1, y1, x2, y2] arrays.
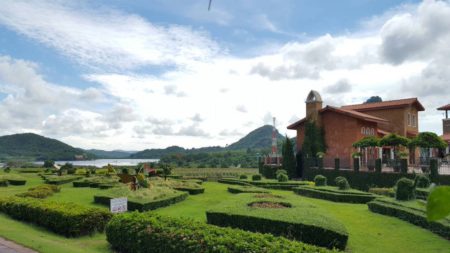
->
[[282, 135, 296, 178]]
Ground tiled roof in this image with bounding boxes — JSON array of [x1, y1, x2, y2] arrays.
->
[[287, 106, 388, 130], [437, 104, 450, 111], [341, 98, 425, 112], [287, 117, 306, 129], [377, 129, 390, 136]]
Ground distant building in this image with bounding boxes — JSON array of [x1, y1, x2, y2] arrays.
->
[[288, 90, 424, 169], [438, 104, 450, 156]]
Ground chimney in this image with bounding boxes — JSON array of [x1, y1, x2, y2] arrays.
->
[[437, 105, 450, 135], [306, 90, 323, 124]]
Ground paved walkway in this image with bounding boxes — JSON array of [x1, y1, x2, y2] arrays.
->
[[0, 237, 37, 253]]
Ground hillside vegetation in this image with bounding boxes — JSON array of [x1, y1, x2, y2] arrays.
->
[[0, 133, 93, 161]]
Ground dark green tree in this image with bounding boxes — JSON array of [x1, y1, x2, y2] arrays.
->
[[302, 121, 326, 160], [43, 160, 55, 168], [161, 163, 172, 181], [364, 96, 382, 103], [281, 135, 296, 178]]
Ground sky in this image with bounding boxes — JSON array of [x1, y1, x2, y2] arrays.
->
[[0, 0, 449, 151]]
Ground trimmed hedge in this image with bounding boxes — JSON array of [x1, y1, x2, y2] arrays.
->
[[415, 188, 430, 200], [294, 186, 377, 204], [0, 197, 111, 237], [227, 185, 270, 194], [395, 177, 415, 200], [368, 199, 450, 239], [252, 174, 262, 181], [44, 175, 83, 185], [16, 184, 61, 199], [314, 175, 327, 186], [218, 178, 309, 190], [303, 168, 450, 191], [368, 187, 395, 197], [0, 179, 8, 187], [173, 187, 205, 195], [261, 165, 282, 179], [106, 212, 334, 253], [94, 191, 188, 211], [206, 194, 348, 250]]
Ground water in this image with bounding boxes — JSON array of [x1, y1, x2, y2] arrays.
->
[[34, 159, 159, 168]]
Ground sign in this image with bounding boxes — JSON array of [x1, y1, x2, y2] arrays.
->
[[110, 197, 127, 213]]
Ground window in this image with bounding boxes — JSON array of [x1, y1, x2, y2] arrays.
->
[[371, 128, 375, 136], [412, 115, 417, 127], [361, 127, 365, 134], [408, 113, 411, 126]]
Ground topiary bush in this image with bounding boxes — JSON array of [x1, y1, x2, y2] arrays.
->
[[430, 159, 438, 183], [252, 174, 262, 181], [16, 184, 61, 199], [0, 196, 111, 237], [239, 174, 248, 180], [415, 174, 430, 188], [335, 177, 350, 190], [277, 173, 289, 182], [375, 159, 382, 173], [314, 175, 327, 186], [276, 169, 288, 177], [395, 177, 415, 201], [106, 212, 335, 253]]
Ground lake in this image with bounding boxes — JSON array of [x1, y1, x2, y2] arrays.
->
[[34, 159, 159, 168]]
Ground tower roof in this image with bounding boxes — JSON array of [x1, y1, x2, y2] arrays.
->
[[306, 90, 322, 103], [437, 104, 450, 111]]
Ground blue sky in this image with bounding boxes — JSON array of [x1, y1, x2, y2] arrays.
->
[[0, 0, 448, 150]]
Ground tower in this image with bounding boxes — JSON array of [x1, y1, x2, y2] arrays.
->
[[272, 117, 277, 156], [306, 90, 323, 125]]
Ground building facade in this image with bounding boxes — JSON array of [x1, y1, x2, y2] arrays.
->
[[287, 90, 425, 169], [438, 104, 450, 156]]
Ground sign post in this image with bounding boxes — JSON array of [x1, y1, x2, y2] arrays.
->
[[110, 197, 127, 213]]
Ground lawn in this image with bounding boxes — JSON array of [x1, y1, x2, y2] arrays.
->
[[0, 171, 450, 253]]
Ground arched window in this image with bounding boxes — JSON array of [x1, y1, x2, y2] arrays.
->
[[361, 127, 365, 135], [371, 128, 375, 136]]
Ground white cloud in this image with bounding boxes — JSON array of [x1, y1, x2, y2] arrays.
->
[[1, 0, 450, 150], [0, 0, 220, 70]]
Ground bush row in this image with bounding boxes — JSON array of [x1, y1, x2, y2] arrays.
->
[[0, 175, 27, 186], [94, 192, 188, 212], [16, 184, 61, 199], [0, 179, 7, 187], [368, 188, 395, 197], [293, 186, 376, 204], [44, 175, 83, 185], [207, 207, 348, 250], [106, 212, 334, 253], [303, 168, 450, 191], [217, 178, 308, 190], [0, 197, 111, 237], [173, 187, 205, 195], [368, 199, 450, 239], [227, 186, 270, 194]]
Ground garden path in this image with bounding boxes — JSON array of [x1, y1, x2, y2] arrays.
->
[[0, 237, 38, 253]]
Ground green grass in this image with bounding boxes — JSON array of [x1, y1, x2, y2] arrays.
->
[[1, 171, 450, 253]]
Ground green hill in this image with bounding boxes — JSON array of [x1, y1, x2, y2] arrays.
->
[[227, 125, 284, 150], [131, 125, 285, 159], [0, 133, 94, 161], [87, 149, 136, 159]]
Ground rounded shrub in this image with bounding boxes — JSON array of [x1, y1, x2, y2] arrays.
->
[[277, 173, 289, 182], [252, 174, 262, 181], [276, 169, 288, 176], [314, 175, 327, 186], [415, 174, 430, 188], [395, 177, 415, 201], [239, 174, 248, 180], [335, 177, 350, 190]]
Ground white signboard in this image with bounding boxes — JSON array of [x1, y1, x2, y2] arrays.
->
[[110, 197, 127, 213]]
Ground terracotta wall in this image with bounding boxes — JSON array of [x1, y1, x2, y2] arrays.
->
[[321, 111, 377, 169], [359, 108, 406, 136]]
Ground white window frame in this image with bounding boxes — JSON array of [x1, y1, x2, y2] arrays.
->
[[408, 113, 411, 126]]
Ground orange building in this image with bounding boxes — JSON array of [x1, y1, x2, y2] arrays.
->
[[287, 90, 425, 169]]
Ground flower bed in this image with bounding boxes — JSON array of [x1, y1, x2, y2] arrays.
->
[[293, 185, 377, 204], [227, 185, 270, 194], [94, 186, 188, 211], [206, 193, 348, 250]]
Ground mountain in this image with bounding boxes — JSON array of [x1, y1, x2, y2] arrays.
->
[[227, 125, 284, 150], [131, 125, 285, 158], [0, 133, 94, 161], [87, 149, 137, 159], [130, 145, 224, 159]]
